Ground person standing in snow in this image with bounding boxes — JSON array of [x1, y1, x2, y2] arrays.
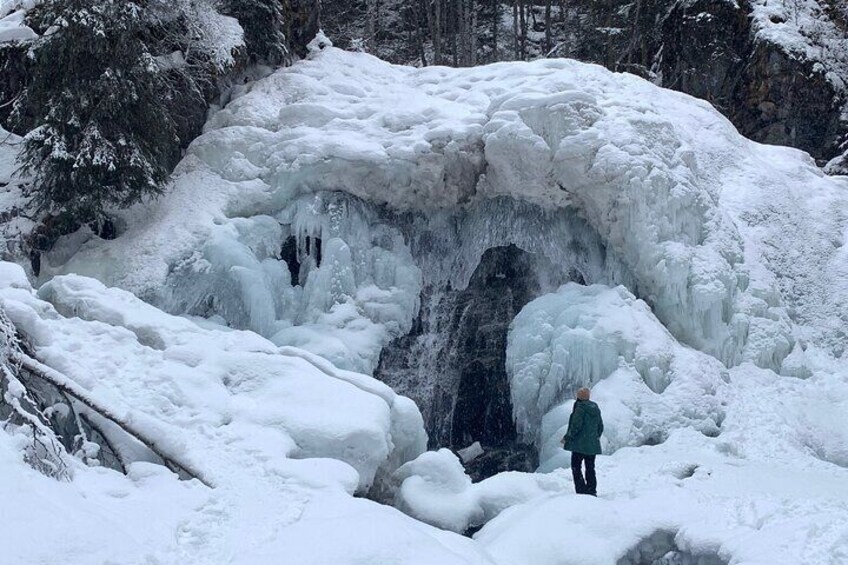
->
[[561, 387, 603, 496]]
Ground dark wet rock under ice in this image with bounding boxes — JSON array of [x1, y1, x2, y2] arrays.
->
[[376, 245, 568, 478], [617, 530, 728, 565]]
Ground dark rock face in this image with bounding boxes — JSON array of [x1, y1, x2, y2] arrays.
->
[[557, 0, 846, 164], [734, 40, 843, 161], [375, 245, 545, 477], [616, 529, 728, 565], [657, 0, 751, 115], [284, 0, 322, 57], [280, 234, 322, 285]]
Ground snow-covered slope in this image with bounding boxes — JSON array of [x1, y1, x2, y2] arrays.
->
[[7, 44, 848, 564], [0, 263, 501, 565]]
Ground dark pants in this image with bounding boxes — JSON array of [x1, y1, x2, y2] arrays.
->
[[571, 452, 597, 495]]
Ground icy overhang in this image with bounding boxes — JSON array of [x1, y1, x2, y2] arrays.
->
[[49, 46, 848, 373]]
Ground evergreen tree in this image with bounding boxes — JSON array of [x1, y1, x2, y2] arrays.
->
[[13, 0, 181, 226], [222, 0, 290, 65]]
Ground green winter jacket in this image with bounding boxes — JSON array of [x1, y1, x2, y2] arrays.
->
[[563, 399, 604, 455]]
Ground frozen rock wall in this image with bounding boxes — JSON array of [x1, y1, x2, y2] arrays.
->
[[47, 47, 810, 376], [374, 197, 630, 474]]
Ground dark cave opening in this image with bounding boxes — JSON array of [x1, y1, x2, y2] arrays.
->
[[375, 244, 574, 480], [280, 234, 322, 285]]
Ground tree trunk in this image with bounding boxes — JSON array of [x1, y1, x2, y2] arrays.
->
[[518, 0, 527, 60], [434, 0, 442, 64], [457, 0, 466, 65], [366, 0, 378, 52], [469, 0, 477, 66], [513, 1, 519, 59], [17, 353, 213, 488], [545, 0, 552, 54], [415, 0, 428, 65], [491, 0, 499, 62]]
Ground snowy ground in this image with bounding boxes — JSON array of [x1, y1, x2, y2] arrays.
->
[[3, 44, 848, 564], [3, 263, 848, 564], [0, 265, 493, 565]]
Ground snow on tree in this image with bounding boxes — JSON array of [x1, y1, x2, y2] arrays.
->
[[7, 0, 244, 253], [13, 1, 176, 223], [221, 0, 290, 65]]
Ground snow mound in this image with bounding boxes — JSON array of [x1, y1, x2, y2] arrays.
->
[[3, 265, 426, 491], [0, 262, 502, 564], [508, 283, 727, 469], [477, 410, 848, 565], [393, 448, 571, 533], [44, 47, 848, 373]]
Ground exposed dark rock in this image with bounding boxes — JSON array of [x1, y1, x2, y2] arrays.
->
[[463, 443, 538, 483], [281, 234, 322, 285], [280, 235, 301, 283], [285, 0, 322, 58], [616, 529, 728, 565], [376, 245, 554, 479], [734, 39, 843, 162]]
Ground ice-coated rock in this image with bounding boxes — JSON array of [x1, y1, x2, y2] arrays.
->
[[8, 271, 427, 491], [508, 283, 727, 468], [43, 47, 845, 376]]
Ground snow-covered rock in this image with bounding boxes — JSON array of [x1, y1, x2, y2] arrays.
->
[[508, 284, 727, 469], [0, 7, 36, 43], [3, 266, 426, 491], [393, 448, 571, 533]]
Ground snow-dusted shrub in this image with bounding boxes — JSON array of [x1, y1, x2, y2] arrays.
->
[[0, 299, 70, 479]]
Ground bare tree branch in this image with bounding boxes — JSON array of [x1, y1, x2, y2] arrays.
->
[[15, 353, 213, 488]]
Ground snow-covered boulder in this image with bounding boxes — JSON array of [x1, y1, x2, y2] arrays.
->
[[1, 267, 426, 491], [393, 448, 571, 533], [0, 1, 40, 44]]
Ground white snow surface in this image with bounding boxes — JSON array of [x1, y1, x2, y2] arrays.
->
[[0, 263, 505, 565], [9, 47, 848, 564], [393, 448, 571, 533]]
